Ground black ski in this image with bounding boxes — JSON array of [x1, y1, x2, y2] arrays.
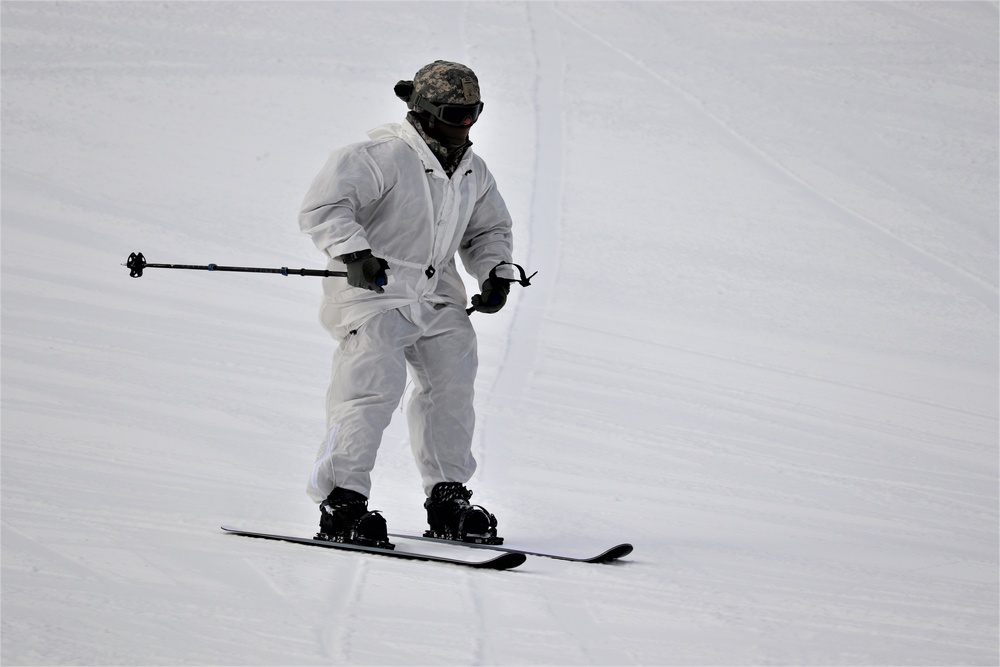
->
[[389, 531, 633, 563], [221, 526, 526, 570]]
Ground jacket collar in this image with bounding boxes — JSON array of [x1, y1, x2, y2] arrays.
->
[[368, 121, 473, 177]]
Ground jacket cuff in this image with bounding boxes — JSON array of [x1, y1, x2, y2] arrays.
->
[[325, 241, 371, 261], [337, 249, 373, 264]]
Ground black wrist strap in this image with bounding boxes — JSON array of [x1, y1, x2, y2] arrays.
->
[[488, 261, 537, 287], [339, 249, 372, 264]]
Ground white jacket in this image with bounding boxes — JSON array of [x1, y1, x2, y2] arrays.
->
[[300, 121, 515, 340]]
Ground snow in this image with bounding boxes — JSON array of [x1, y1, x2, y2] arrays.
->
[[2, 2, 997, 664]]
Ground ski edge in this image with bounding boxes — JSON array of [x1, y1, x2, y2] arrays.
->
[[220, 526, 526, 570], [389, 532, 634, 563]]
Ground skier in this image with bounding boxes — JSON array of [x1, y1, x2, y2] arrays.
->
[[299, 61, 517, 548]]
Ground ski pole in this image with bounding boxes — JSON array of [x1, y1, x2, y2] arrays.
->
[[126, 252, 531, 315], [125, 252, 347, 279]]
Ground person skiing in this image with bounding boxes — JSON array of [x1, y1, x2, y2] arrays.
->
[[299, 60, 518, 548]]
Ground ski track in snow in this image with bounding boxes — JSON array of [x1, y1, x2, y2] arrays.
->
[[488, 0, 566, 403], [314, 555, 366, 663], [554, 4, 999, 313]]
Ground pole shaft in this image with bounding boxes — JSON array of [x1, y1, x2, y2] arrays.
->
[[139, 260, 345, 278]]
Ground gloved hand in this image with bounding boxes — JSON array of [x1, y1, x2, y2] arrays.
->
[[471, 276, 510, 314], [340, 250, 389, 293]]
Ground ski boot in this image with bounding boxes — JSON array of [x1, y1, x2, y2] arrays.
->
[[316, 487, 394, 550], [423, 482, 503, 545]]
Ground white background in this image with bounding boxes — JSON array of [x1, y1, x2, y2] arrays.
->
[[2, 2, 997, 664]]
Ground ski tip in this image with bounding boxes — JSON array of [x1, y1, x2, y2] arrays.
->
[[592, 543, 634, 563], [486, 552, 527, 570], [221, 525, 258, 536]]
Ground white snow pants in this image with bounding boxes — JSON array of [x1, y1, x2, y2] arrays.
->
[[307, 301, 478, 502]]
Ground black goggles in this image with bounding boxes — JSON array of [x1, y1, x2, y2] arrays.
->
[[412, 95, 484, 127]]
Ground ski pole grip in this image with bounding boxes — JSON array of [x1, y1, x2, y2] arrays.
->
[[127, 252, 147, 278]]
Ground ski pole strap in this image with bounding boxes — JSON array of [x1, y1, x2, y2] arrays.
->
[[467, 261, 537, 315], [488, 261, 537, 288]]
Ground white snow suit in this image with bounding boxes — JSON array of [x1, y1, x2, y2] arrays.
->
[[300, 120, 515, 501]]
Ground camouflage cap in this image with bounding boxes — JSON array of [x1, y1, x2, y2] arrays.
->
[[413, 60, 481, 105]]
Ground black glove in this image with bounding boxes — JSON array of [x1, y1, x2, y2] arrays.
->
[[340, 250, 389, 293], [471, 276, 510, 314]]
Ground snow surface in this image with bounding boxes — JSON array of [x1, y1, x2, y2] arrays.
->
[[2, 2, 998, 665]]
